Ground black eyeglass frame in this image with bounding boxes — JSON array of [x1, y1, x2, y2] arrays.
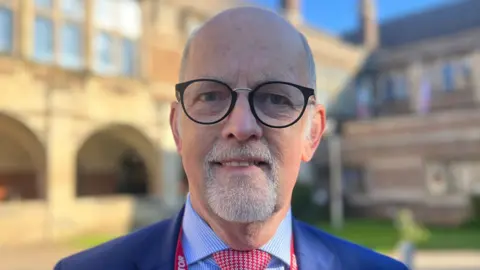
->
[[175, 78, 316, 128]]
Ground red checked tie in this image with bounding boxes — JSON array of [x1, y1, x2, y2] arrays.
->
[[213, 249, 272, 270]]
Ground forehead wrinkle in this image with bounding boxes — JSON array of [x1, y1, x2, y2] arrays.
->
[[192, 70, 298, 90], [252, 69, 297, 85], [189, 48, 303, 88]]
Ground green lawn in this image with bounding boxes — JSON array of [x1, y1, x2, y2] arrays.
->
[[66, 219, 480, 252], [317, 219, 480, 252], [67, 233, 120, 249]]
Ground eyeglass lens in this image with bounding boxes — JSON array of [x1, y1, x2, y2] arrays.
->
[[182, 80, 306, 127]]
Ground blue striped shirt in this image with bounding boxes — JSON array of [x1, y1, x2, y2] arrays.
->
[[182, 194, 292, 269]]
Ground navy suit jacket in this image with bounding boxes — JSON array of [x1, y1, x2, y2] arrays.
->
[[54, 207, 408, 270]]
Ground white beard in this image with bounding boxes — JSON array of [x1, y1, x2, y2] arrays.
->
[[203, 141, 279, 223]]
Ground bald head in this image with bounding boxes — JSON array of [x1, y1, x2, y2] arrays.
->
[[179, 7, 316, 89]]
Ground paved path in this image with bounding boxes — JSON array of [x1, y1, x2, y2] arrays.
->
[[387, 251, 480, 270], [1, 244, 479, 270], [0, 244, 80, 270]]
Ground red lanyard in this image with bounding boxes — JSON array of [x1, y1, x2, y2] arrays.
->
[[174, 227, 298, 270]]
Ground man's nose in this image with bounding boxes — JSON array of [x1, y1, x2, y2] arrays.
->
[[221, 93, 263, 141]]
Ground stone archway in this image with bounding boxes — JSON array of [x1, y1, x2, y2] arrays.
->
[[76, 124, 158, 197], [0, 113, 45, 201]]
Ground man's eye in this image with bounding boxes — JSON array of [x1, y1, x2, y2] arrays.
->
[[199, 92, 219, 102], [258, 93, 292, 106]]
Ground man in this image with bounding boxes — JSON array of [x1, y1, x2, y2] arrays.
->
[[54, 7, 408, 270]]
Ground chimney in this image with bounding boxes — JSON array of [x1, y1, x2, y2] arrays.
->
[[360, 0, 379, 50], [280, 0, 302, 26]]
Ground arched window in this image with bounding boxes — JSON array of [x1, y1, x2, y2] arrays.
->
[[117, 149, 148, 195]]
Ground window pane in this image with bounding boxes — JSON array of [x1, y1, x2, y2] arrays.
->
[[94, 0, 116, 30], [61, 0, 84, 19], [0, 7, 13, 53], [356, 78, 372, 118], [94, 32, 115, 74], [121, 38, 136, 76], [35, 0, 53, 9], [60, 23, 82, 69], [442, 63, 454, 92], [395, 75, 408, 99], [118, 0, 141, 38], [33, 16, 54, 63], [384, 76, 395, 101]]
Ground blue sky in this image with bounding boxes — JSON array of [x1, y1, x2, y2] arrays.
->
[[253, 0, 457, 35]]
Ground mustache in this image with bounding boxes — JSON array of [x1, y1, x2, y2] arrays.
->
[[206, 141, 274, 164]]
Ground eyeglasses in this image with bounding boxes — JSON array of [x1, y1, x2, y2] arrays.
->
[[175, 78, 315, 128]]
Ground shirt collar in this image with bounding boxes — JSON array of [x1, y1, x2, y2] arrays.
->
[[182, 194, 293, 266]]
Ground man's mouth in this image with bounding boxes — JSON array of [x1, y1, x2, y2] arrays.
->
[[211, 159, 269, 168]]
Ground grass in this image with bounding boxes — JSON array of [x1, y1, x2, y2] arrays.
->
[[66, 233, 120, 249], [317, 219, 480, 252], [65, 219, 480, 252], [318, 219, 399, 252]]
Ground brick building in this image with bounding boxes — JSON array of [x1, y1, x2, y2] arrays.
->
[[325, 0, 480, 226]]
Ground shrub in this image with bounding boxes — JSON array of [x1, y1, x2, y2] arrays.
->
[[291, 183, 329, 224]]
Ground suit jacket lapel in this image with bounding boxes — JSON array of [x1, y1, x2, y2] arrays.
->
[[135, 206, 185, 270], [293, 219, 336, 269]]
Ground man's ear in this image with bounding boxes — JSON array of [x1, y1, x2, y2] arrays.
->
[[302, 104, 326, 162], [170, 101, 182, 154]]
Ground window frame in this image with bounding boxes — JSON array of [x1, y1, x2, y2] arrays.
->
[[5, 0, 144, 78], [32, 0, 56, 63], [427, 55, 472, 93], [0, 0, 19, 55], [57, 0, 86, 69], [92, 0, 141, 77], [377, 71, 409, 102]]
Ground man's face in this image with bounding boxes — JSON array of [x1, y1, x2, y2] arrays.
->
[[171, 9, 325, 223]]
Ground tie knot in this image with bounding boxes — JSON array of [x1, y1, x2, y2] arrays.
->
[[213, 249, 272, 270]]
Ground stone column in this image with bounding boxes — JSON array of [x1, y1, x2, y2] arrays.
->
[[45, 90, 77, 241], [52, 0, 61, 64], [406, 61, 423, 113], [140, 0, 151, 80], [154, 104, 183, 209], [470, 50, 480, 103], [84, 0, 94, 70], [18, 0, 34, 58], [161, 149, 183, 208], [328, 135, 344, 229]]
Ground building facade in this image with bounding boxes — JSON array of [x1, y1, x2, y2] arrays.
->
[[0, 0, 188, 245], [0, 0, 366, 245], [337, 0, 480, 225]]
